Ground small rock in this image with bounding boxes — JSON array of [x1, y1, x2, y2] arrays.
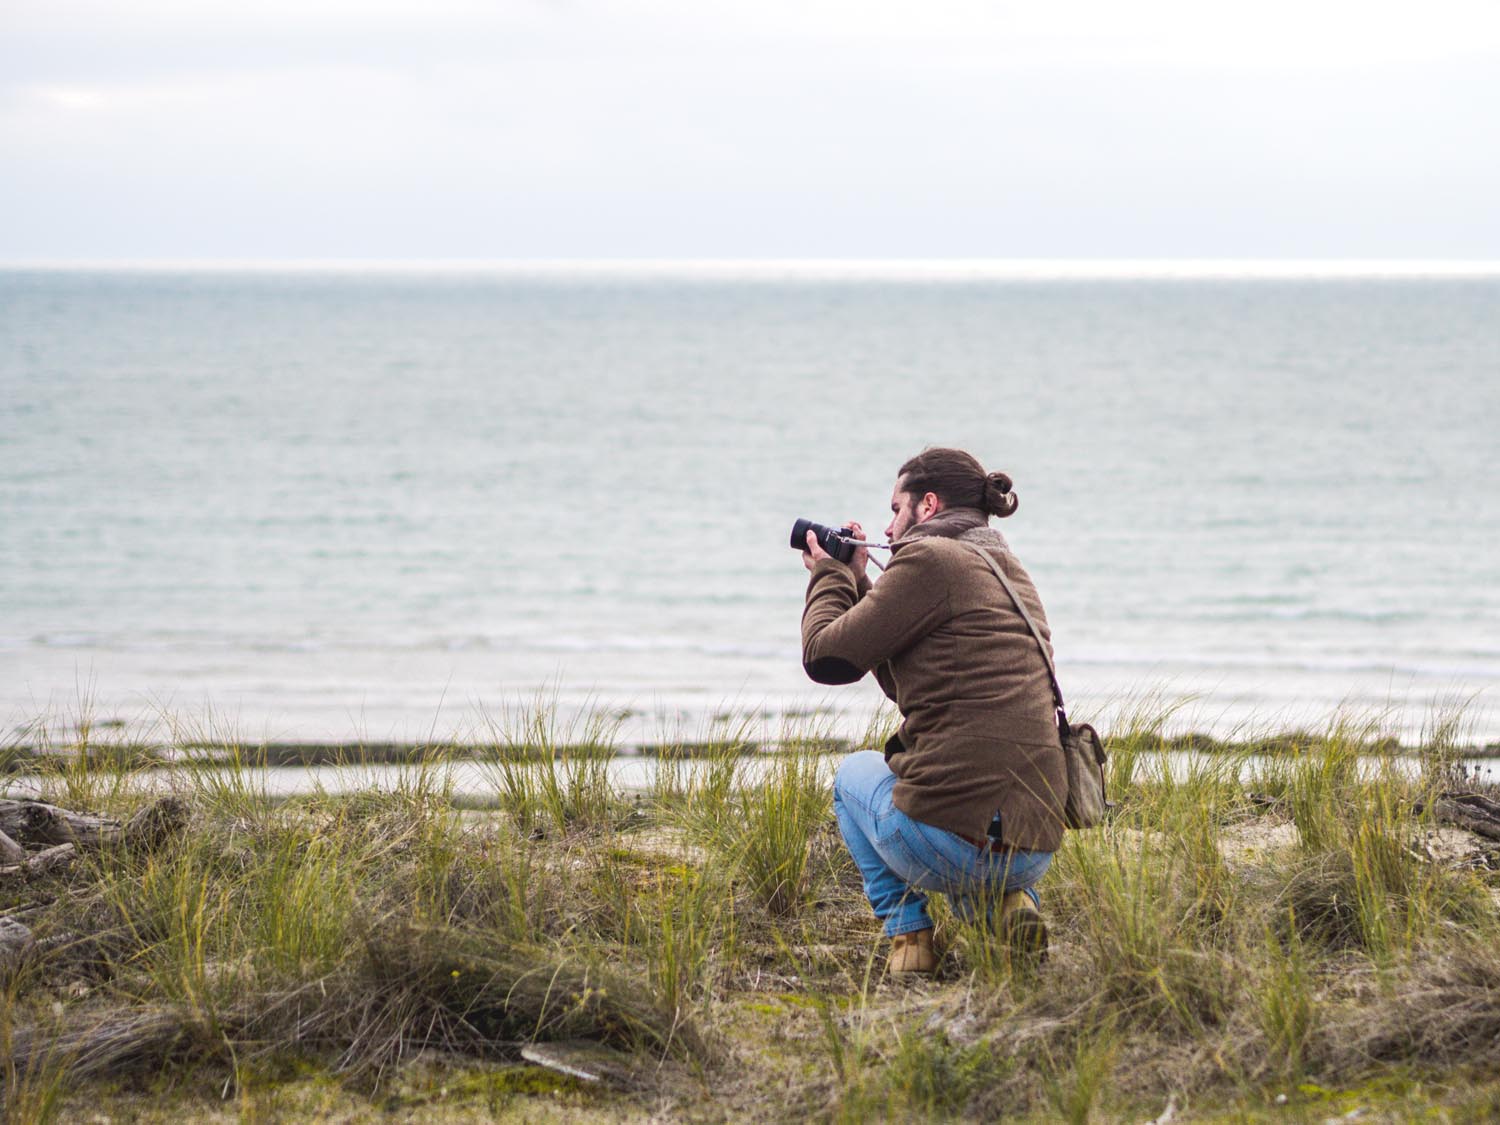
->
[[1143, 1093, 1177, 1124], [0, 915, 36, 976], [520, 1040, 637, 1090]]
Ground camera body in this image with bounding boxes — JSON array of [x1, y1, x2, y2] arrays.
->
[[790, 518, 858, 564]]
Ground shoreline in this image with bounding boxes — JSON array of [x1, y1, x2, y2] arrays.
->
[[8, 731, 1500, 772]]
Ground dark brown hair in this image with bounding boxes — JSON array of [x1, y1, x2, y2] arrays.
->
[[897, 447, 1018, 518]]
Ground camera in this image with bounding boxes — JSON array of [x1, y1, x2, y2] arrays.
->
[[790, 518, 858, 564]]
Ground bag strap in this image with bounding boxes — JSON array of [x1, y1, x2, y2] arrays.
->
[[958, 540, 1072, 735]]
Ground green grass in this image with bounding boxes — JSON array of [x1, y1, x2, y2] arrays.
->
[[476, 693, 630, 837], [3, 697, 1500, 1122]]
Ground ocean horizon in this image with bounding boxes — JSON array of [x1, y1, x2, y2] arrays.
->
[[7, 258, 1500, 277]]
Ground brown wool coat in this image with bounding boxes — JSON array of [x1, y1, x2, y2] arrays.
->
[[801, 508, 1067, 852]]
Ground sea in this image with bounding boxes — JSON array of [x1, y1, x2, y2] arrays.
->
[[3, 263, 1498, 747]]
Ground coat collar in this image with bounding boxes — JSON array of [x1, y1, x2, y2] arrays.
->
[[894, 506, 995, 551]]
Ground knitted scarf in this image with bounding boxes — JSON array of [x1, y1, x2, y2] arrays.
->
[[895, 506, 1010, 552]]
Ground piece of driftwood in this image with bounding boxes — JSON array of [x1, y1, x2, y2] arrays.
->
[[1410, 791, 1500, 843], [1427, 793, 1500, 843], [0, 827, 26, 864], [0, 843, 79, 882], [0, 799, 125, 847], [0, 796, 189, 851], [0, 797, 190, 882], [18, 843, 77, 876]]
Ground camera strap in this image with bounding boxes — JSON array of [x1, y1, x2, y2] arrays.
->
[[957, 540, 1071, 736]]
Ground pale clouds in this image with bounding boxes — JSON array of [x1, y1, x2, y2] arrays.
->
[[4, 0, 1499, 258]]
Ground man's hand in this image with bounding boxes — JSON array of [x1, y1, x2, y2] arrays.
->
[[802, 520, 870, 577], [844, 520, 870, 578]]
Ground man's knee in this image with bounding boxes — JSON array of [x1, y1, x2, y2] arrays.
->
[[833, 748, 892, 804]]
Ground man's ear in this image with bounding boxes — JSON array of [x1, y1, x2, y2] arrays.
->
[[918, 491, 943, 522]]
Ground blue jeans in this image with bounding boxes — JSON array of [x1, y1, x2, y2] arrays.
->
[[832, 750, 1053, 937]]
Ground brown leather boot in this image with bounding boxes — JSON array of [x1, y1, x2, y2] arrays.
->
[[887, 928, 938, 975], [1000, 891, 1048, 960]]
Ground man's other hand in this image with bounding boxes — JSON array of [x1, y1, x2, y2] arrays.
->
[[802, 529, 829, 571]]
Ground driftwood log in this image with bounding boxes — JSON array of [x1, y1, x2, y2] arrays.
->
[[0, 796, 189, 881], [1, 797, 189, 976], [0, 827, 26, 864], [5, 798, 146, 848], [1246, 787, 1500, 838], [0, 796, 189, 849], [1422, 792, 1500, 843]]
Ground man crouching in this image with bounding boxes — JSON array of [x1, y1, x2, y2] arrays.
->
[[799, 448, 1065, 974]]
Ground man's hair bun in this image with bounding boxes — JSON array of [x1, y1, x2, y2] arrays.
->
[[983, 471, 1018, 518], [896, 447, 1020, 520]]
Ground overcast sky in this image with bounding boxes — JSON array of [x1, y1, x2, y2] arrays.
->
[[4, 0, 1499, 260]]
